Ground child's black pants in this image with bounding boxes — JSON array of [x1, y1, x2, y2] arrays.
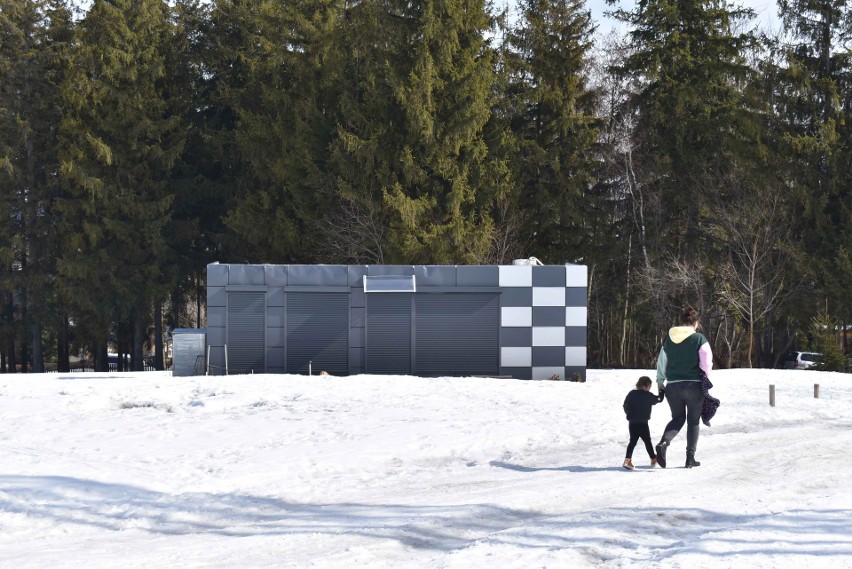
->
[[626, 421, 655, 459]]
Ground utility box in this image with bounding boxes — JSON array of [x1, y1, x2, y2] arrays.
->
[[172, 328, 207, 377]]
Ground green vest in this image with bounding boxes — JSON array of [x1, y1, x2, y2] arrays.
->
[[664, 331, 707, 381]]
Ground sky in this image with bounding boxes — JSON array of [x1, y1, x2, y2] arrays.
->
[[579, 0, 782, 36], [1, 367, 850, 568]]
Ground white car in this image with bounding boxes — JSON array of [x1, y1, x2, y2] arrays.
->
[[783, 351, 822, 370]]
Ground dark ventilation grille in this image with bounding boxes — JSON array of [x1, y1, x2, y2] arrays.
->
[[414, 294, 499, 376], [366, 294, 412, 374], [286, 293, 349, 375], [227, 292, 266, 374]]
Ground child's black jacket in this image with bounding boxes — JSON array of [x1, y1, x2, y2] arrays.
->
[[623, 389, 665, 422]]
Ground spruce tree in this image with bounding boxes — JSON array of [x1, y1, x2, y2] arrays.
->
[[215, 0, 342, 263], [773, 0, 852, 324], [57, 0, 182, 369], [0, 0, 74, 371], [379, 0, 498, 263], [505, 0, 600, 263], [607, 0, 761, 257]]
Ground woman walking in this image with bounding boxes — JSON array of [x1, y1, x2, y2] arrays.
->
[[655, 306, 712, 468]]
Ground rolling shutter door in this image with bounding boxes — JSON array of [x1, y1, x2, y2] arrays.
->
[[414, 294, 499, 376], [227, 291, 266, 374], [365, 294, 412, 374], [286, 293, 349, 375]]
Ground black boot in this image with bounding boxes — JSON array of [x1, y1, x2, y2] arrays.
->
[[685, 451, 701, 468], [655, 439, 669, 468]]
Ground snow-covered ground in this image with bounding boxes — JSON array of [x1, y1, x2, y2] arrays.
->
[[1, 368, 850, 568]]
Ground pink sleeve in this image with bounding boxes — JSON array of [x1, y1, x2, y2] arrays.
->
[[699, 342, 713, 377]]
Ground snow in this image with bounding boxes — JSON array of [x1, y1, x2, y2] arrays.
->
[[1, 368, 850, 568]]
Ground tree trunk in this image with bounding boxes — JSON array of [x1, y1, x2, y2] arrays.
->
[[133, 310, 145, 372], [95, 342, 108, 372], [154, 300, 164, 370], [31, 322, 44, 373], [196, 271, 204, 328], [58, 314, 70, 373], [20, 296, 29, 373]]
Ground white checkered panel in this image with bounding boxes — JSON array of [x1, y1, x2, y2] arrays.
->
[[496, 264, 588, 380], [565, 264, 587, 286], [532, 327, 565, 346], [501, 307, 532, 327], [501, 347, 532, 367], [533, 287, 565, 306], [498, 265, 532, 287], [533, 366, 565, 380], [565, 346, 587, 366], [565, 307, 587, 326]]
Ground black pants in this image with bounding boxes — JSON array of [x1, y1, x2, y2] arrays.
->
[[626, 421, 655, 459], [661, 380, 704, 453]]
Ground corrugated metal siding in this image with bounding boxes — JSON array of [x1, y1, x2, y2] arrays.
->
[[227, 292, 266, 374], [414, 294, 499, 376], [173, 331, 206, 376], [365, 294, 412, 374], [286, 293, 349, 375]]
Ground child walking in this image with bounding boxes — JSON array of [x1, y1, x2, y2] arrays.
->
[[622, 376, 665, 470]]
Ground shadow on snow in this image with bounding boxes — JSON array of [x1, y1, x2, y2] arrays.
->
[[1, 474, 851, 560]]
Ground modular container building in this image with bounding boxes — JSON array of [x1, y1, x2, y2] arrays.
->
[[206, 263, 587, 380]]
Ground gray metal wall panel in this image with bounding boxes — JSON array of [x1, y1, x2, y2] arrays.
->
[[501, 327, 532, 346], [268, 287, 285, 307], [207, 306, 225, 328], [500, 367, 532, 380], [227, 291, 266, 373], [265, 265, 288, 286], [207, 263, 228, 286], [207, 287, 226, 307], [500, 287, 533, 307], [532, 307, 565, 326], [286, 293, 349, 375], [349, 348, 364, 372], [350, 289, 366, 308], [532, 266, 567, 287], [267, 350, 285, 368], [414, 294, 499, 376], [288, 265, 348, 286], [532, 346, 565, 366], [267, 327, 285, 347], [365, 294, 412, 374], [207, 328, 225, 347], [367, 265, 414, 277], [415, 265, 457, 287], [565, 327, 587, 346], [229, 265, 265, 285], [351, 307, 365, 328], [565, 366, 586, 381], [350, 327, 365, 348], [348, 266, 368, 288], [457, 266, 498, 287], [566, 287, 587, 306], [267, 306, 285, 328]]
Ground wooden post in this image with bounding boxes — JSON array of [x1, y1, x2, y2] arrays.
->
[[769, 384, 776, 407], [814, 384, 820, 399]]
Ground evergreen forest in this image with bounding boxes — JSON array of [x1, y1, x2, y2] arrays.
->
[[1, 0, 850, 372]]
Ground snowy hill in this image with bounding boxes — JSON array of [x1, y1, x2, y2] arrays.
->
[[1, 369, 850, 568]]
